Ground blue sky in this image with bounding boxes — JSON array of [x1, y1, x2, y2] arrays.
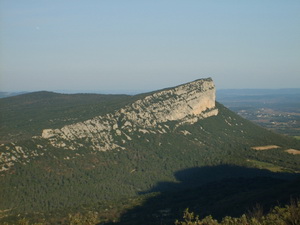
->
[[0, 0, 299, 93]]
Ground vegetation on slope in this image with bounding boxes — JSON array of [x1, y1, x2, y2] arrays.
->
[[3, 194, 300, 224], [0, 91, 135, 143], [1, 101, 300, 224], [0, 91, 300, 224], [175, 199, 300, 225]]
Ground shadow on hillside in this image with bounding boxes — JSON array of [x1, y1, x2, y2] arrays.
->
[[102, 165, 300, 225]]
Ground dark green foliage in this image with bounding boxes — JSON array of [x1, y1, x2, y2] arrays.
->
[[5, 200, 300, 225], [110, 170, 300, 225], [0, 91, 137, 143], [175, 199, 300, 225], [0, 93, 300, 224]]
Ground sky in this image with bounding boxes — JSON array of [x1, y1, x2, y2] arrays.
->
[[0, 0, 299, 93]]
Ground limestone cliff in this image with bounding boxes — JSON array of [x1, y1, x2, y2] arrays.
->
[[42, 78, 218, 151]]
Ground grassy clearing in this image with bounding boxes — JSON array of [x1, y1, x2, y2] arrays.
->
[[247, 159, 290, 172], [251, 145, 280, 150], [285, 149, 300, 155]]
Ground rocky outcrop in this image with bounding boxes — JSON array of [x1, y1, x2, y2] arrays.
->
[[42, 78, 218, 151], [0, 78, 218, 171]]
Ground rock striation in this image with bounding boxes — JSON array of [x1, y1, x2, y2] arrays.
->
[[0, 78, 218, 171]]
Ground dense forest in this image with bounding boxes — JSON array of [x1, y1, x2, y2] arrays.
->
[[0, 92, 300, 224]]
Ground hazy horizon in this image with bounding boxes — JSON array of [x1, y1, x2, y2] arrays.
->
[[1, 1, 299, 92], [1, 86, 300, 97]]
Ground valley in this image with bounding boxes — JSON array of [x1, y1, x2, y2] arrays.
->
[[217, 89, 300, 137]]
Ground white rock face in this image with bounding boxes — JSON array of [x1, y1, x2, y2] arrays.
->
[[41, 78, 218, 151], [119, 78, 217, 125]]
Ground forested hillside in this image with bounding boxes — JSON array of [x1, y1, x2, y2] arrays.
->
[[0, 91, 137, 143], [1, 102, 300, 224], [0, 81, 300, 224]]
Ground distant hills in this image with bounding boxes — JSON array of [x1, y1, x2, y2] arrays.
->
[[0, 79, 299, 224], [0, 91, 28, 98]]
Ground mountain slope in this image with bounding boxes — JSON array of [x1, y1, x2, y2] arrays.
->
[[0, 91, 134, 144], [0, 78, 300, 224]]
